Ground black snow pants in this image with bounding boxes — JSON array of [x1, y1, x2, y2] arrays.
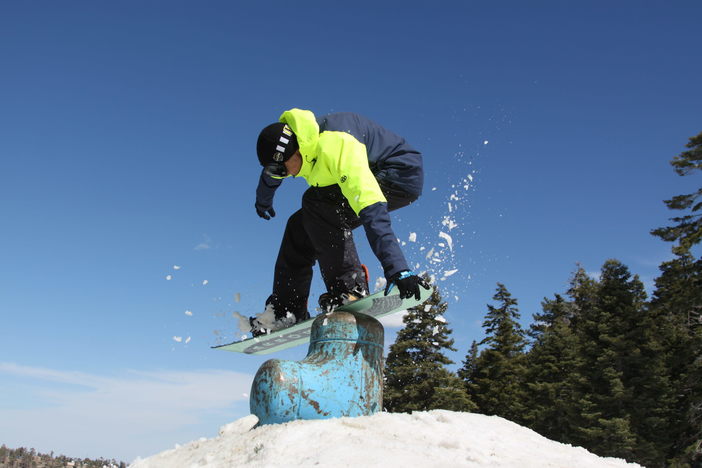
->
[[268, 181, 417, 321]]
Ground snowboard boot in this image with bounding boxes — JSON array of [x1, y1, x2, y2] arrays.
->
[[249, 296, 309, 337], [318, 264, 371, 313], [249, 314, 299, 337], [249, 316, 267, 337], [318, 286, 368, 314]]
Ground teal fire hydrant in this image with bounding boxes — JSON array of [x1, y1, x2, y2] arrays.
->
[[249, 310, 384, 425]]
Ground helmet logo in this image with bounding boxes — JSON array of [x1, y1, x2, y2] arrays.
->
[[272, 125, 294, 162]]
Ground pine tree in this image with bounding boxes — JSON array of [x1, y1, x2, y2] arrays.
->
[[568, 260, 677, 464], [607, 261, 677, 467], [458, 340, 479, 402], [571, 261, 641, 459], [651, 131, 702, 256], [566, 265, 600, 329], [524, 294, 584, 444], [561, 266, 605, 449], [384, 282, 475, 413], [650, 254, 702, 466], [650, 131, 702, 467], [470, 283, 528, 424]]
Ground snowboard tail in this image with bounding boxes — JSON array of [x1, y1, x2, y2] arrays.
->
[[213, 286, 432, 355]]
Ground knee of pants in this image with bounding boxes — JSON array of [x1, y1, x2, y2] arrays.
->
[[285, 209, 304, 232], [280, 209, 315, 262]]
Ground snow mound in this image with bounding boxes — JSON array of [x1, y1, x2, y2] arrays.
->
[[129, 410, 640, 468]]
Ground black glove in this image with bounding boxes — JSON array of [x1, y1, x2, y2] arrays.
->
[[255, 171, 281, 220], [255, 201, 275, 220], [385, 270, 430, 300]]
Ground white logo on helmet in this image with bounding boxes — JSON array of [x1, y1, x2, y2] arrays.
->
[[271, 125, 294, 162]]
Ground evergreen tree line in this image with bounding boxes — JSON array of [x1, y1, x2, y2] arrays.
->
[[383, 132, 701, 468], [0, 444, 126, 468]]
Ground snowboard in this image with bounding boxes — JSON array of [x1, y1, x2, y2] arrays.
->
[[213, 285, 433, 355]]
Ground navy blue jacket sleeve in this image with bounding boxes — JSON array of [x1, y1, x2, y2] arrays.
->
[[359, 201, 409, 279]]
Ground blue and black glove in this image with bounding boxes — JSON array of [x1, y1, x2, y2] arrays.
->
[[255, 171, 281, 220], [385, 270, 430, 300]]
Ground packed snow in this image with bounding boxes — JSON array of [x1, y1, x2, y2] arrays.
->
[[129, 410, 640, 468]]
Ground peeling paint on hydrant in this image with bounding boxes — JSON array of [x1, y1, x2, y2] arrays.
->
[[250, 310, 384, 425]]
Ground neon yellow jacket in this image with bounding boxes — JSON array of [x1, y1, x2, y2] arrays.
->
[[279, 108, 387, 215]]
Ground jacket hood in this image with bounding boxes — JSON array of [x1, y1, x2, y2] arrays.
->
[[279, 109, 319, 157], [279, 108, 319, 180]]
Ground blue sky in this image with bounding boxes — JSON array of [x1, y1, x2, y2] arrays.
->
[[1, 0, 700, 462]]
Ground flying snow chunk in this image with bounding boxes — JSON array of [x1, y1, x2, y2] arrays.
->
[[185, 310, 193, 316], [438, 232, 454, 251], [166, 275, 173, 281], [202, 280, 209, 286], [232, 311, 252, 335], [173, 336, 182, 343], [483, 140, 489, 145], [234, 293, 241, 303], [425, 248, 435, 260], [185, 336, 191, 344], [442, 216, 458, 231], [173, 265, 181, 270], [409, 232, 417, 243], [443, 269, 459, 278], [374, 276, 387, 293]]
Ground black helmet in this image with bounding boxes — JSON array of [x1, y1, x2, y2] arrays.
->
[[256, 122, 299, 167]]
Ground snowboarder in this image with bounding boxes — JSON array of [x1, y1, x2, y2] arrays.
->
[[251, 108, 428, 335]]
